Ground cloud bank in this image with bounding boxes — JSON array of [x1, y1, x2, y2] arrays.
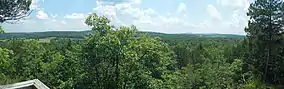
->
[[3, 0, 251, 35]]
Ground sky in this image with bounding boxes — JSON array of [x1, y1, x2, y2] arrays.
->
[[2, 0, 253, 34]]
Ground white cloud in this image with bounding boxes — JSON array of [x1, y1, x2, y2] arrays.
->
[[46, 19, 89, 31], [177, 3, 186, 13], [4, 0, 248, 34], [217, 0, 251, 10], [190, 8, 248, 34], [214, 0, 250, 34], [30, 0, 246, 34], [229, 10, 248, 29], [132, 0, 141, 4], [3, 19, 90, 32], [97, 0, 141, 5], [30, 0, 40, 10], [64, 13, 86, 19], [31, 0, 50, 20], [36, 10, 49, 19], [207, 5, 222, 20], [61, 21, 67, 24], [92, 0, 248, 34], [30, 0, 45, 10], [93, 0, 196, 33]]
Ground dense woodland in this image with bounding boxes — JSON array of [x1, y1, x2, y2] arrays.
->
[[1, 0, 284, 89]]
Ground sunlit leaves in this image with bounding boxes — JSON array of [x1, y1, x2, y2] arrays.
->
[[85, 13, 111, 34], [83, 13, 176, 88], [0, 47, 14, 78]]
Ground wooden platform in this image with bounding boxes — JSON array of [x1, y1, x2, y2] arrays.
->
[[0, 79, 49, 89]]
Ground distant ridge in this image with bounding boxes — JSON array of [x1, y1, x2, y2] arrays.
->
[[0, 30, 245, 40]]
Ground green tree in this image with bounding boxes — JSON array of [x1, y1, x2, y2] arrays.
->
[[0, 0, 33, 80], [39, 39, 84, 88], [82, 13, 178, 89], [84, 13, 111, 34], [245, 0, 284, 84], [3, 40, 45, 80], [173, 42, 192, 69], [0, 47, 16, 84], [180, 47, 235, 89]]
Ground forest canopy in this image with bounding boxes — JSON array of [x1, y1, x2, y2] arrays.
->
[[0, 0, 284, 89]]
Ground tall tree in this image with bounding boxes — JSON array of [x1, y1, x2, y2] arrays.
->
[[0, 47, 15, 84], [245, 0, 284, 84], [39, 39, 84, 89], [82, 13, 178, 89]]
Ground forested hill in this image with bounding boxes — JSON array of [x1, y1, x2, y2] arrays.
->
[[0, 31, 91, 40], [0, 30, 245, 40]]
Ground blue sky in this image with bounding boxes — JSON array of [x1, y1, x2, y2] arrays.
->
[[2, 0, 252, 34]]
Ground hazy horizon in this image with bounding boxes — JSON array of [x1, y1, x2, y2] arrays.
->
[[1, 29, 247, 35]]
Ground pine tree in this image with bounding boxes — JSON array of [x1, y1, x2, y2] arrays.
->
[[245, 0, 284, 84]]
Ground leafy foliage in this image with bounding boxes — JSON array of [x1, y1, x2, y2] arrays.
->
[[80, 13, 178, 88], [1, 1, 284, 88], [245, 0, 284, 84]]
